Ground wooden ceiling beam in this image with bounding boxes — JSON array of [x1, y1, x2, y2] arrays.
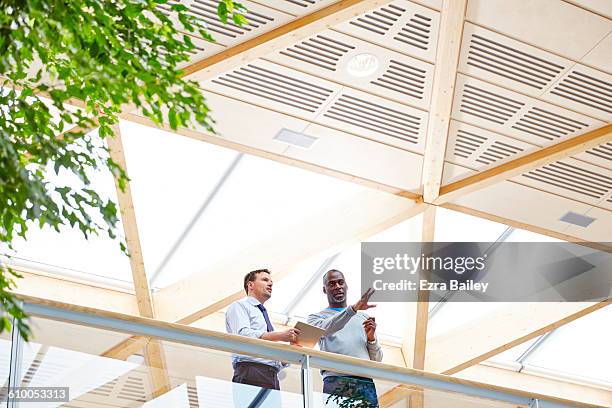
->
[[434, 124, 612, 205], [425, 300, 610, 375], [420, 0, 468, 204], [107, 125, 171, 396], [182, 0, 393, 82]]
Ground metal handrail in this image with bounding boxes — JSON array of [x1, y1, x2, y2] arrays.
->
[[14, 295, 590, 408]]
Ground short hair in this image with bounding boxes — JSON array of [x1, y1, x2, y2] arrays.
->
[[322, 269, 344, 284], [243, 269, 271, 294]]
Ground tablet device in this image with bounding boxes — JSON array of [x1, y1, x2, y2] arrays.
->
[[294, 321, 326, 348]]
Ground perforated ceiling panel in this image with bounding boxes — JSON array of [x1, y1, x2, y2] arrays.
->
[[458, 23, 572, 98], [156, 34, 225, 68], [203, 60, 428, 152], [334, 0, 440, 63], [203, 60, 341, 120], [445, 121, 536, 170], [317, 88, 429, 152], [451, 74, 605, 147], [158, 0, 293, 47], [266, 30, 434, 110], [542, 64, 612, 122], [574, 142, 612, 170], [514, 158, 612, 210]]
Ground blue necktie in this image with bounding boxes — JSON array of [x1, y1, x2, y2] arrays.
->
[[256, 304, 274, 332]]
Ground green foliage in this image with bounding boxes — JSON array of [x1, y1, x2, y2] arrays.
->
[[0, 0, 246, 339]]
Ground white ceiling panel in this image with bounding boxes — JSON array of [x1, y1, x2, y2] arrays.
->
[[334, 0, 440, 63], [448, 180, 594, 238], [513, 157, 612, 210], [441, 161, 476, 185], [581, 31, 612, 74], [466, 0, 612, 61], [451, 74, 605, 147], [201, 92, 310, 153], [458, 23, 573, 98], [159, 0, 294, 47], [445, 121, 538, 170], [202, 59, 342, 120], [251, 0, 339, 16], [266, 29, 434, 110], [541, 63, 612, 122], [565, 0, 612, 19], [316, 88, 429, 152], [284, 123, 423, 191]]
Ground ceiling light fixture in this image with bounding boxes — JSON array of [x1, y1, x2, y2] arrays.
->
[[559, 211, 596, 228], [346, 53, 379, 78], [273, 128, 318, 149]]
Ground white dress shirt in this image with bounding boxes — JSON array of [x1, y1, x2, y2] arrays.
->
[[225, 296, 285, 370]]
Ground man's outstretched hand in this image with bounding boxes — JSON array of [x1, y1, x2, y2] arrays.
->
[[352, 288, 377, 311]]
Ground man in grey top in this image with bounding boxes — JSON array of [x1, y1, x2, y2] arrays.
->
[[308, 269, 382, 407], [225, 269, 300, 392]]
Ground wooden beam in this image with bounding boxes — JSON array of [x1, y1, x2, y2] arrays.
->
[[441, 203, 612, 253], [434, 124, 612, 205], [379, 384, 419, 408], [182, 0, 392, 82], [107, 126, 156, 319], [420, 0, 467, 203], [413, 207, 436, 370], [154, 191, 427, 323], [425, 300, 610, 375], [6, 265, 138, 315], [107, 125, 171, 395], [121, 112, 420, 200]]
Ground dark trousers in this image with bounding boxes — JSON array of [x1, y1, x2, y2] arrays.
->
[[323, 376, 379, 407], [232, 362, 280, 390]]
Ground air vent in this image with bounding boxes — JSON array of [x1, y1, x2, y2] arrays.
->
[[522, 160, 612, 200], [585, 142, 612, 162], [513, 107, 588, 141], [286, 0, 315, 6], [394, 13, 432, 51], [187, 385, 199, 408], [117, 376, 147, 402], [371, 59, 426, 100], [459, 24, 571, 97], [349, 4, 403, 35], [211, 64, 335, 113], [466, 33, 565, 90], [477, 140, 524, 165], [279, 34, 354, 71], [549, 69, 612, 116], [336, 0, 440, 63], [459, 83, 524, 125], [323, 93, 422, 144], [90, 379, 118, 398], [454, 129, 486, 159]]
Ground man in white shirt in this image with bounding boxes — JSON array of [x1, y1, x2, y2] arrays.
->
[[225, 269, 300, 391]]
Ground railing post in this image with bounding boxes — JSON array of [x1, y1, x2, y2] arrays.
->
[[301, 354, 314, 408], [7, 315, 24, 408]]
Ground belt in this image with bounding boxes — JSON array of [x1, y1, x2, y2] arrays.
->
[[235, 361, 279, 374]]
